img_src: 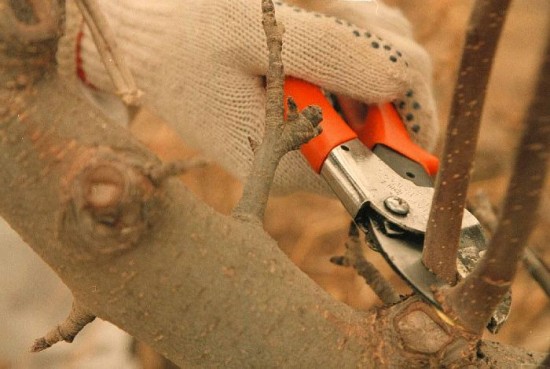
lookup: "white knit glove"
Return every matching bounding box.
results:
[57,0,438,195]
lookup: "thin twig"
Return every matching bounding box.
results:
[422,0,512,284]
[147,157,210,186]
[523,248,550,298]
[231,0,321,223]
[467,190,498,233]
[331,222,400,305]
[31,301,95,352]
[440,28,550,334]
[74,0,143,107]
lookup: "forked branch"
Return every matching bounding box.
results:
[232,0,321,223]
[422,0,512,284]
[440,28,550,333]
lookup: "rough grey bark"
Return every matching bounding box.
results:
[3,69,490,368]
[0,59,371,369]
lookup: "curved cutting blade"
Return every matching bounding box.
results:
[362,212,510,331]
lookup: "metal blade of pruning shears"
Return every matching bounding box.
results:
[284,77,510,332]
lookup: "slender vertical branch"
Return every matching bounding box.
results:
[422,0,511,284]
[231,0,285,223]
[440,29,550,333]
[232,0,321,223]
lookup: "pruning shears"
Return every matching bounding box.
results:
[284,77,510,332]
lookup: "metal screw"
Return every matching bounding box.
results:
[384,196,409,216]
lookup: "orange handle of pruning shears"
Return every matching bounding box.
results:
[358,104,439,175]
[283,77,439,175]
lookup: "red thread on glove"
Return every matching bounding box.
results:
[75,21,97,89]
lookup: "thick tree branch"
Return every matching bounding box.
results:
[440,27,550,334]
[0,1,548,368]
[0,3,373,366]
[0,67,370,368]
[1,70,459,368]
[422,0,511,284]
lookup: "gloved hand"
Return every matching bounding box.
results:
[57,0,438,195]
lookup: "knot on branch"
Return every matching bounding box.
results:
[396,308,452,355]
[435,270,511,335]
[61,148,158,258]
[1,0,63,44]
[390,298,479,367]
[0,0,62,81]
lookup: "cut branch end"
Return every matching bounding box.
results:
[30,302,95,352]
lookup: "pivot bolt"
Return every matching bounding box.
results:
[384,196,410,216]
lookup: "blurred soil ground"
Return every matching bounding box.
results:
[1,1,549,368]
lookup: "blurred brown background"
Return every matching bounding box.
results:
[1,1,549,368]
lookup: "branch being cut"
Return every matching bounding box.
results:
[422,0,511,284]
[74,0,143,107]
[232,0,321,223]
[439,28,550,334]
[31,302,95,352]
